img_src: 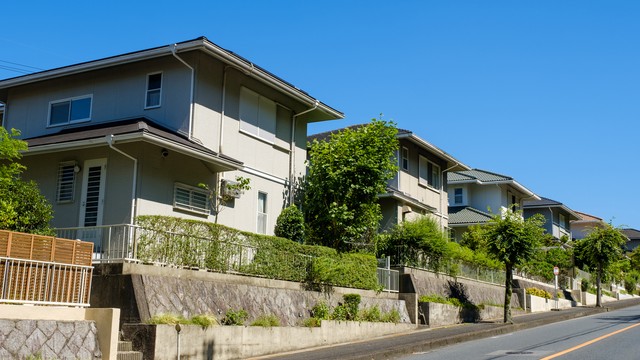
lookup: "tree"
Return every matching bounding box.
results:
[482,210,546,323]
[304,119,398,252]
[577,223,626,307]
[274,205,305,243]
[199,176,251,224]
[0,127,53,234]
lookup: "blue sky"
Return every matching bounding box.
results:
[2,1,639,229]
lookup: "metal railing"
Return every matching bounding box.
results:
[0,257,93,307]
[56,224,137,262]
[377,268,400,292]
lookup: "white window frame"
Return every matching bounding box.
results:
[239,87,277,144]
[257,192,268,234]
[56,161,77,203]
[145,72,162,109]
[559,213,566,229]
[418,155,441,189]
[47,94,93,127]
[173,183,210,215]
[401,147,409,171]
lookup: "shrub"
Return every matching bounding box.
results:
[146,313,189,325]
[308,253,378,290]
[624,271,640,295]
[311,301,330,320]
[251,314,280,327]
[418,294,448,304]
[274,205,305,243]
[343,294,361,320]
[302,317,322,327]
[221,309,248,326]
[381,308,401,323]
[581,278,590,292]
[358,305,382,322]
[190,314,218,329]
[526,288,552,299]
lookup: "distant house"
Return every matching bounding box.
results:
[0,37,343,240]
[620,229,640,252]
[447,169,540,242]
[523,197,580,241]
[570,211,606,240]
[308,127,469,232]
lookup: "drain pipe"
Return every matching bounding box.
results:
[106,135,138,226]
[289,101,318,204]
[171,44,195,140]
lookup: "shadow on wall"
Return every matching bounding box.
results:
[446,280,481,323]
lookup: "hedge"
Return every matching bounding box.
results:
[135,215,378,290]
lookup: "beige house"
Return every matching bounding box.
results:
[0,37,343,243]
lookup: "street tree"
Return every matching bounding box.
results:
[0,127,53,234]
[304,119,398,252]
[577,223,626,307]
[482,209,546,323]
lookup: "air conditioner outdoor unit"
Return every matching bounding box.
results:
[221,179,242,199]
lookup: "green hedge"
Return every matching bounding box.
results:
[135,215,378,290]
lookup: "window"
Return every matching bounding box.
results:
[454,188,463,204]
[257,192,268,234]
[0,106,4,127]
[173,183,210,215]
[418,156,440,189]
[48,95,92,126]
[145,73,162,108]
[401,147,409,171]
[239,87,276,143]
[56,161,77,203]
[559,213,566,229]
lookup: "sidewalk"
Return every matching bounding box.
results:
[255,297,640,360]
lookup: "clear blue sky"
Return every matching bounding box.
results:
[2,1,639,229]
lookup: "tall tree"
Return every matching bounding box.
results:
[578,223,626,307]
[0,127,53,234]
[304,119,398,252]
[483,210,546,323]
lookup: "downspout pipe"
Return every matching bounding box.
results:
[289,101,318,204]
[106,135,138,226]
[439,162,460,231]
[171,44,195,140]
[218,65,231,154]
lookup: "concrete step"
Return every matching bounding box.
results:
[117,351,143,360]
[118,341,133,351]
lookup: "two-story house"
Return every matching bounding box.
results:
[308,127,469,232]
[570,211,606,240]
[0,37,343,243]
[447,169,540,242]
[523,197,580,241]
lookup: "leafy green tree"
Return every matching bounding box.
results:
[0,127,53,234]
[304,119,398,252]
[577,223,627,307]
[482,210,546,323]
[274,205,305,243]
[378,216,450,272]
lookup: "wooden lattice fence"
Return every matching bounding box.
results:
[0,230,93,306]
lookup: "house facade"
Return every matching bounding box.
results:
[447,169,540,242]
[570,211,606,240]
[0,37,343,238]
[523,197,580,241]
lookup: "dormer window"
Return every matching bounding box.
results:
[145,73,162,108]
[48,95,92,126]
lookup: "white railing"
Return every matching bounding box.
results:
[56,224,138,262]
[0,257,93,307]
[377,268,400,292]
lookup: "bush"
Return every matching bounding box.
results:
[146,313,189,325]
[274,205,305,243]
[624,271,640,294]
[190,314,218,329]
[358,305,382,322]
[526,288,552,299]
[311,301,330,320]
[251,314,280,327]
[221,309,248,326]
[308,253,378,290]
[418,294,449,304]
[302,317,322,327]
[381,308,401,323]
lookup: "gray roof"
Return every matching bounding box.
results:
[448,206,493,225]
[23,118,243,168]
[622,229,640,240]
[448,169,513,183]
[523,197,581,221]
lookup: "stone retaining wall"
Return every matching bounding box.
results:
[0,319,101,359]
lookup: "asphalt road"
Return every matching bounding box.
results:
[401,304,640,360]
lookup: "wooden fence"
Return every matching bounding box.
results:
[0,230,93,306]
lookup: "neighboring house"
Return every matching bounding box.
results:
[308,127,469,232]
[447,169,540,242]
[523,197,580,241]
[0,37,343,239]
[621,229,640,252]
[570,211,606,240]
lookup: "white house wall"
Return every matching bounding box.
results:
[469,184,502,215]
